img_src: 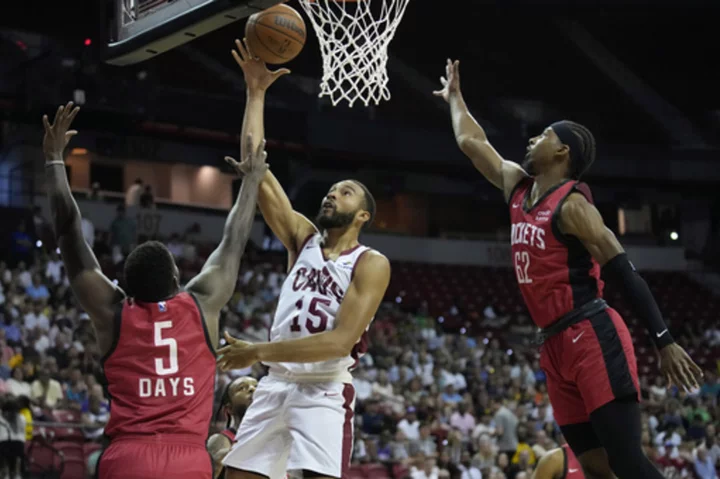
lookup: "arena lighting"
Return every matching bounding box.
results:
[84,38,92,46]
[71,148,88,155]
[197,165,217,186]
[73,89,86,105]
[670,231,679,241]
[36,240,42,248]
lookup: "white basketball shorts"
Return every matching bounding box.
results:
[222,374,356,479]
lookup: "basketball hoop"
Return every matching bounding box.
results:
[297,0,411,108]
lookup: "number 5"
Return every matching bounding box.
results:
[154,321,178,375]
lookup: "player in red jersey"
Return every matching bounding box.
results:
[436,60,702,479]
[533,445,585,479]
[42,103,268,479]
[207,377,258,479]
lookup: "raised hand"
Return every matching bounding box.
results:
[433,58,461,103]
[217,331,258,371]
[232,38,290,93]
[660,343,703,393]
[224,134,269,180]
[43,102,80,160]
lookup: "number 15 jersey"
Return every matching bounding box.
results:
[266,233,372,382]
[508,178,604,329]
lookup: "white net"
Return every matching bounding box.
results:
[297,0,411,108]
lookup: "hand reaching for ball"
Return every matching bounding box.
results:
[433,59,461,103]
[232,38,290,93]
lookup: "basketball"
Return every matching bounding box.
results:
[245,3,306,65]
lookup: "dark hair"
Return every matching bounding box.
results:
[123,241,177,302]
[564,121,596,179]
[15,395,31,410]
[350,180,376,230]
[1,397,21,434]
[215,383,233,428]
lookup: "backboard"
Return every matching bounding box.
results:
[105,0,283,66]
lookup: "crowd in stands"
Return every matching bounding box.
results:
[2,208,720,479]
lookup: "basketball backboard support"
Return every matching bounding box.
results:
[105,0,283,66]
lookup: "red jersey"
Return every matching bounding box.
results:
[562,444,584,478]
[509,178,603,328]
[102,292,215,440]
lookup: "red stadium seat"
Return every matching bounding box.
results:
[347,465,367,479]
[361,464,391,479]
[27,439,63,476]
[48,424,85,441]
[392,463,410,479]
[54,441,85,461]
[60,457,87,479]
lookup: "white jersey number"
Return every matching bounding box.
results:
[514,251,533,284]
[290,297,331,334]
[154,321,179,375]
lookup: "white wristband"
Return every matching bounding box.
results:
[45,160,65,167]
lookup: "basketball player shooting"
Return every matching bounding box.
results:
[43,102,268,479]
[434,60,702,479]
[207,377,258,479]
[216,39,391,479]
[533,446,585,479]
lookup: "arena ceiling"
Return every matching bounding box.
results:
[2,0,719,149]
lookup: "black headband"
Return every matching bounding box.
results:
[550,121,581,168]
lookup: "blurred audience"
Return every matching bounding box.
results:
[1,219,720,479]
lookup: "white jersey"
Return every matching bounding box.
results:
[265,233,373,382]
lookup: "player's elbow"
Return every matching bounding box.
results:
[326,332,355,358]
[456,133,477,152]
[334,340,355,358]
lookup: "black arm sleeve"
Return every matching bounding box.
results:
[602,253,674,348]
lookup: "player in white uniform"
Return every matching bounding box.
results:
[217,39,392,479]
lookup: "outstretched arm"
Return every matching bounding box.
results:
[186,137,268,345]
[43,103,124,357]
[559,192,702,389]
[434,59,527,201]
[232,39,316,255]
[217,251,391,369]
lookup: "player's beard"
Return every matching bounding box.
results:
[316,207,356,230]
[522,154,537,176]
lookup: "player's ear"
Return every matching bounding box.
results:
[555,144,570,165]
[172,269,180,291]
[357,209,371,225]
[556,143,569,158]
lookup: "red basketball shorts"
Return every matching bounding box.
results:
[98,436,212,479]
[539,307,640,426]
